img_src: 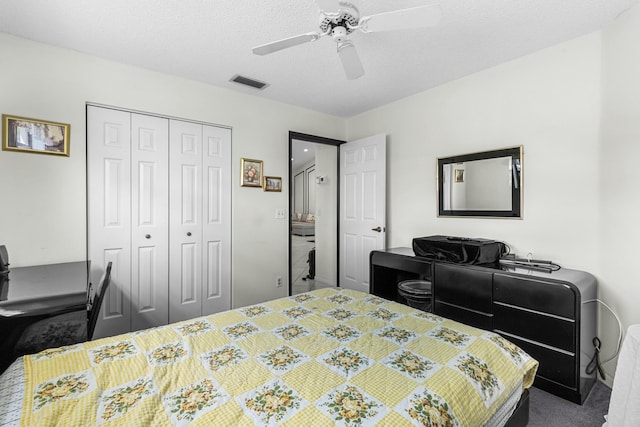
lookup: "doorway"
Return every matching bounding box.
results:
[289,132,344,296]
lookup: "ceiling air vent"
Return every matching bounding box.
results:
[230,74,269,90]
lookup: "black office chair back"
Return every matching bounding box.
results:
[0,245,9,274]
[87,262,112,341]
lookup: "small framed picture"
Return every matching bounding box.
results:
[455,169,464,183]
[264,176,282,192]
[2,114,70,156]
[240,158,263,187]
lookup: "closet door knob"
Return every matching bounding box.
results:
[187,232,192,236]
[145,234,151,239]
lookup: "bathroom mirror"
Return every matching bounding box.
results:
[437,146,522,218]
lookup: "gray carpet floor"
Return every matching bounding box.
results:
[529,381,611,427]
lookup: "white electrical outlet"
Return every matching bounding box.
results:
[275,209,285,219]
[276,276,283,287]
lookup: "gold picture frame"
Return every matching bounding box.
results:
[240,158,263,187]
[2,114,70,156]
[263,176,282,192]
[455,169,464,183]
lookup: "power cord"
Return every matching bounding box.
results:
[586,337,606,380]
[498,258,562,273]
[582,298,624,380]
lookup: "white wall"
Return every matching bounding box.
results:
[348,31,602,265]
[347,31,621,378]
[0,33,346,309]
[600,3,640,381]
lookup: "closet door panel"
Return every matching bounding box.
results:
[181,165,198,224]
[180,242,198,303]
[204,168,222,303]
[205,241,222,300]
[103,248,126,319]
[202,125,231,314]
[130,114,169,330]
[87,106,132,339]
[169,120,203,323]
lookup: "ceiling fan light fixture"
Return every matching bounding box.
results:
[252,1,442,80]
[319,3,360,35]
[331,26,348,42]
[337,40,364,80]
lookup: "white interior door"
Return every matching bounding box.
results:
[87,106,132,339]
[169,120,204,323]
[201,125,232,315]
[130,114,169,330]
[339,134,386,292]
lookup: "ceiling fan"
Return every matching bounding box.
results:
[252,1,442,80]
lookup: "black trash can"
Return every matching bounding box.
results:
[398,280,432,312]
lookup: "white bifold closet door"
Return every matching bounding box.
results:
[87,107,134,338]
[130,113,170,332]
[88,105,231,339]
[169,120,231,323]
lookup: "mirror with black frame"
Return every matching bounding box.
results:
[289,132,342,296]
[437,146,523,218]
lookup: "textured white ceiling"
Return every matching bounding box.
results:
[0,0,636,117]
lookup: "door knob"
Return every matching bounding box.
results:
[187,232,192,236]
[371,226,382,233]
[145,234,151,239]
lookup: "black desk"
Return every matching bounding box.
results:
[0,261,89,373]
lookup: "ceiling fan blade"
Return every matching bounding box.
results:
[360,4,442,33]
[315,0,339,12]
[337,41,364,80]
[252,32,321,55]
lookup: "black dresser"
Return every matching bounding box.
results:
[370,247,598,404]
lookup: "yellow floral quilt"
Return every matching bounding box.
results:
[19,288,537,426]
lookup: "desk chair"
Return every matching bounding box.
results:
[87,262,112,341]
[9,262,111,362]
[9,298,87,363]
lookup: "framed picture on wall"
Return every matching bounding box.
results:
[2,114,70,156]
[455,169,464,183]
[264,176,282,192]
[240,158,263,187]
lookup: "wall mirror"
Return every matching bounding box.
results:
[437,146,523,218]
[289,132,342,296]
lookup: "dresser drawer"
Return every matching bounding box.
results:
[494,274,576,319]
[498,332,577,388]
[434,263,493,314]
[494,303,575,352]
[435,301,493,330]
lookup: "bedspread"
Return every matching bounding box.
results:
[8,288,537,426]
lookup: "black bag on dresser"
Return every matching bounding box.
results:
[412,235,505,266]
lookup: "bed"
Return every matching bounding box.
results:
[0,288,537,426]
